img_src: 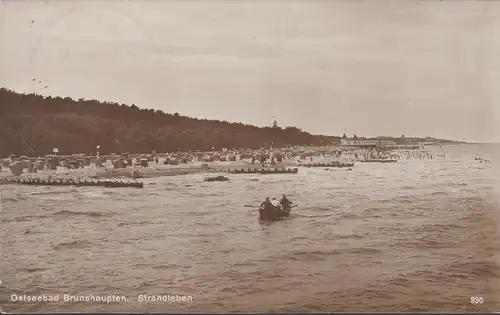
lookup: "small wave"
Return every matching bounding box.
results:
[152,264,183,270]
[117,221,151,227]
[290,236,309,241]
[52,210,110,218]
[431,191,448,196]
[363,206,385,214]
[445,260,500,279]
[135,280,161,289]
[449,182,469,187]
[53,240,93,250]
[412,223,464,233]
[339,213,359,219]
[305,213,332,218]
[192,192,227,197]
[280,247,382,262]
[283,250,341,261]
[217,249,234,255]
[163,183,178,189]
[19,267,51,273]
[29,189,78,196]
[2,196,27,202]
[232,261,258,268]
[396,237,454,249]
[401,186,416,190]
[185,210,213,216]
[345,247,383,254]
[3,213,52,223]
[395,196,415,203]
[102,191,118,196]
[78,191,109,198]
[335,234,365,240]
[194,221,222,227]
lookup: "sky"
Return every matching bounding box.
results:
[1,0,499,143]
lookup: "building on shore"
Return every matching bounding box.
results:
[340,133,424,149]
[340,133,397,148]
[418,141,438,146]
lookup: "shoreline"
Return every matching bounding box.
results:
[0,160,301,181]
[0,146,451,181]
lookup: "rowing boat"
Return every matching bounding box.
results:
[258,204,296,221]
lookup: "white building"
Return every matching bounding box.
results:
[341,133,377,147]
[341,139,379,146]
[340,134,396,147]
[418,141,437,146]
[377,140,397,147]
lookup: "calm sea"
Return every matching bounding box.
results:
[1,144,499,312]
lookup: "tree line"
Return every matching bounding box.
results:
[0,88,339,156]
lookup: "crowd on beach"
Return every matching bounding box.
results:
[328,148,443,161]
[1,145,451,178]
[390,149,443,160]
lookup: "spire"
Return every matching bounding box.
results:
[272,116,278,128]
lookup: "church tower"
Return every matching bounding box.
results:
[272,116,278,128]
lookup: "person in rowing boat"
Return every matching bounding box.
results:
[261,197,271,209]
[270,197,281,210]
[280,194,292,209]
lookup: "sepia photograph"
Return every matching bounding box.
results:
[0,0,499,313]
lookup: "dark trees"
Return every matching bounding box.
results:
[0,88,339,156]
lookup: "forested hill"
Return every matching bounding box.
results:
[0,88,338,156]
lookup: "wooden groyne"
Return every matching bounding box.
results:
[224,168,298,174]
[360,159,397,163]
[9,178,144,188]
[299,162,354,168]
